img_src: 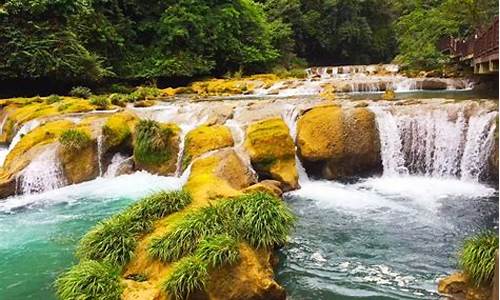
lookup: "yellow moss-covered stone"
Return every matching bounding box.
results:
[182,125,234,170]
[3,120,74,174]
[244,118,298,191]
[58,138,99,185]
[102,112,138,151]
[297,105,344,161]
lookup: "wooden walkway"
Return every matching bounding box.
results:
[439,17,498,74]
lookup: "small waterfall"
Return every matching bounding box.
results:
[17,147,66,194]
[97,135,104,177]
[392,78,419,92]
[9,119,41,151]
[104,153,130,178]
[371,103,498,181]
[282,105,309,183]
[175,125,193,177]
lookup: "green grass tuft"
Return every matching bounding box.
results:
[59,129,92,151]
[89,95,111,110]
[459,231,498,286]
[131,86,161,101]
[195,234,240,268]
[69,86,92,99]
[55,260,123,300]
[78,190,192,266]
[46,94,62,104]
[134,119,175,165]
[163,256,208,300]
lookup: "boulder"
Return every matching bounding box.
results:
[243,180,283,197]
[182,125,234,170]
[102,112,138,152]
[438,272,492,300]
[297,105,381,179]
[58,138,99,185]
[420,78,448,90]
[244,118,298,191]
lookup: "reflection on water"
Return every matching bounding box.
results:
[277,177,498,300]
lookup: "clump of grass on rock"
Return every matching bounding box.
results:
[163,256,209,300]
[134,119,175,165]
[69,86,92,99]
[55,260,123,300]
[195,234,240,268]
[59,129,92,151]
[459,231,498,286]
[149,192,295,262]
[89,95,111,110]
[78,190,191,266]
[45,94,62,104]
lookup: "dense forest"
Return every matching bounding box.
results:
[0,0,498,86]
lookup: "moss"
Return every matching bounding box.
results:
[56,260,123,300]
[59,129,92,151]
[133,100,156,108]
[133,119,179,166]
[102,112,138,150]
[3,120,74,172]
[188,75,281,97]
[182,125,234,169]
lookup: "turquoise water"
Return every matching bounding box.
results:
[0,173,182,299]
[277,177,498,300]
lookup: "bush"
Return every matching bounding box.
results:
[195,234,240,268]
[77,190,191,266]
[108,94,128,107]
[89,95,111,110]
[59,129,92,151]
[69,86,92,99]
[130,86,161,101]
[46,94,62,104]
[55,260,123,300]
[163,256,208,300]
[134,120,175,165]
[459,231,499,286]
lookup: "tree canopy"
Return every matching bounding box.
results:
[0,0,497,84]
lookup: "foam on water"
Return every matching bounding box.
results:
[1,171,183,213]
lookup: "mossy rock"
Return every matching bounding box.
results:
[244,118,298,191]
[133,120,181,176]
[297,106,381,179]
[182,125,234,170]
[102,112,138,152]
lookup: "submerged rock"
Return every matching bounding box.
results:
[182,125,234,170]
[297,105,381,179]
[244,118,298,191]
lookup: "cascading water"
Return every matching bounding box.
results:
[370,103,498,181]
[282,104,309,183]
[96,134,104,176]
[104,153,130,178]
[16,147,66,195]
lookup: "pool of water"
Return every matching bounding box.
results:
[276,176,498,300]
[0,172,183,299]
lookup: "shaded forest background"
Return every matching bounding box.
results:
[0,0,498,88]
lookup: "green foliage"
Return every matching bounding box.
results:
[134,120,175,165]
[149,192,295,262]
[89,95,110,110]
[45,94,62,104]
[109,84,134,94]
[195,235,240,268]
[459,231,499,286]
[108,94,128,107]
[77,190,191,266]
[55,260,123,300]
[69,86,92,99]
[130,87,161,101]
[59,129,91,151]
[163,256,209,300]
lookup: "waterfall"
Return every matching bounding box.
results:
[282,105,309,183]
[371,104,498,181]
[17,147,66,195]
[104,153,130,178]
[392,78,419,92]
[97,135,104,176]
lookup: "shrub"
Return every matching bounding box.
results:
[459,231,499,286]
[131,86,161,101]
[163,256,208,300]
[89,95,111,110]
[46,94,62,104]
[195,234,240,268]
[77,190,191,266]
[59,129,91,151]
[55,260,123,300]
[134,120,175,165]
[108,94,128,107]
[69,86,92,99]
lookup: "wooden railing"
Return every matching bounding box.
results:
[474,16,499,60]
